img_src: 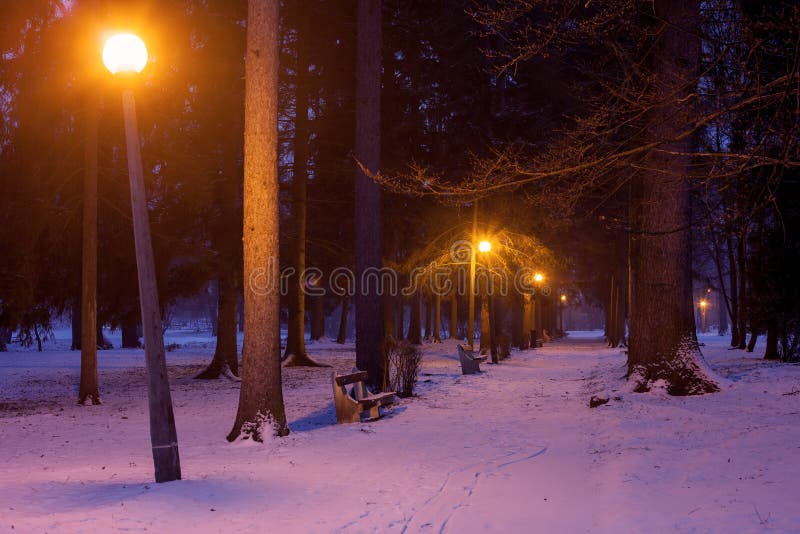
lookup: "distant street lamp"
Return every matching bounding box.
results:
[103,33,181,483]
[531,273,544,340]
[559,294,567,332]
[699,298,708,333]
[468,235,492,349]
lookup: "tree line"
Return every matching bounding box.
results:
[1,0,799,439]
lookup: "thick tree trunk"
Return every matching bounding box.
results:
[79,98,99,404]
[627,0,718,395]
[310,294,325,340]
[196,273,240,379]
[336,296,349,344]
[764,325,778,360]
[353,0,385,388]
[121,316,140,348]
[228,0,289,441]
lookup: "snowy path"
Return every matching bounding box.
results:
[2,332,800,532]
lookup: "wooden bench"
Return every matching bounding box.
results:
[458,344,487,375]
[332,371,396,424]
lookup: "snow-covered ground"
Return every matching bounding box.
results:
[1,329,799,533]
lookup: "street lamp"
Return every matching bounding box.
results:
[699,298,708,333]
[103,33,181,483]
[468,238,492,351]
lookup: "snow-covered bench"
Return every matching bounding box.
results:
[332,371,396,424]
[458,344,487,375]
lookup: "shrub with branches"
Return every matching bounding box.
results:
[382,336,423,397]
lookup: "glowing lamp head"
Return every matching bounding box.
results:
[560,295,567,302]
[103,33,148,74]
[478,241,491,253]
[699,299,708,308]
[534,273,544,283]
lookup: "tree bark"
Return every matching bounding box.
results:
[121,316,140,348]
[727,235,740,346]
[407,291,422,345]
[353,0,385,388]
[336,296,349,344]
[71,300,82,351]
[450,289,458,340]
[424,295,432,340]
[627,0,718,395]
[764,325,778,360]
[196,273,239,379]
[736,232,747,349]
[79,97,99,404]
[228,0,289,441]
[433,293,442,342]
[283,15,325,368]
[521,294,532,349]
[310,294,325,340]
[480,295,490,354]
[746,331,758,353]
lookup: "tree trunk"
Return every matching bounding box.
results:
[336,296,349,344]
[310,294,325,340]
[79,97,99,404]
[727,235,740,346]
[407,291,422,345]
[353,0,385,388]
[228,0,289,441]
[424,295,432,340]
[521,294,532,349]
[383,293,395,339]
[283,16,325,369]
[121,316,140,348]
[433,293,442,342]
[627,0,718,395]
[480,295,490,354]
[764,325,778,360]
[746,331,758,353]
[207,281,219,336]
[718,293,728,336]
[196,273,239,379]
[736,232,747,349]
[450,290,458,340]
[71,300,82,351]
[0,328,10,351]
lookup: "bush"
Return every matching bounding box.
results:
[382,336,423,397]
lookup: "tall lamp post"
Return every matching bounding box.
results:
[103,33,181,483]
[467,202,478,348]
[699,298,708,334]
